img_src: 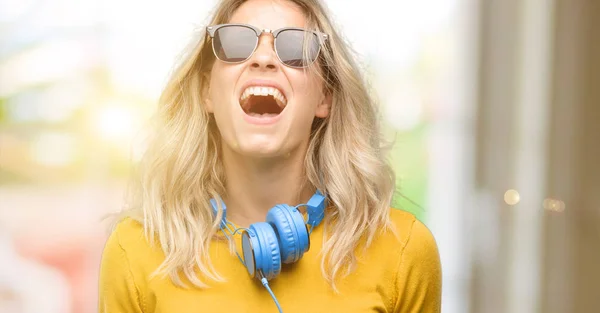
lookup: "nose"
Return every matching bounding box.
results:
[248,33,278,71]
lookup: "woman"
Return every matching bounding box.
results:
[98,0,442,312]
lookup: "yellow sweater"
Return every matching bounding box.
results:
[98,208,441,313]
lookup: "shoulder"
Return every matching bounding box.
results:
[360,208,440,273]
[105,217,147,250]
[387,208,442,312]
[373,208,437,253]
[101,217,164,281]
[387,208,439,261]
[99,218,158,312]
[352,209,441,311]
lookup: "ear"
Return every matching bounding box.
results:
[205,95,214,113]
[203,74,214,113]
[315,91,332,118]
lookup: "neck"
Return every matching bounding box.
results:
[220,146,315,227]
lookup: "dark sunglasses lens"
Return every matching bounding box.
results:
[213,26,257,62]
[276,30,320,67]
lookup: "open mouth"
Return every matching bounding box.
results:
[239,86,287,117]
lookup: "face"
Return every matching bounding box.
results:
[205,0,331,159]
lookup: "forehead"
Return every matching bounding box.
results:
[229,0,306,30]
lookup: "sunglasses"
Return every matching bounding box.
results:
[206,23,328,68]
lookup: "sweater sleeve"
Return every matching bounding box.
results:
[98,226,144,313]
[393,219,442,313]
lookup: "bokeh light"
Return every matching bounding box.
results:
[93,104,138,142]
[504,189,521,205]
[543,198,565,212]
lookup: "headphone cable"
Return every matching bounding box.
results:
[259,273,284,313]
[220,223,284,312]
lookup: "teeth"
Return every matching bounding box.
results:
[240,86,287,106]
[248,113,278,118]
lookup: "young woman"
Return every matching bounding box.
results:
[98,0,442,312]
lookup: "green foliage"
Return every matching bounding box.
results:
[0,97,6,124]
[388,124,429,222]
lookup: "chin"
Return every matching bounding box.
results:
[235,138,288,158]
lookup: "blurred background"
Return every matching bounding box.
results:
[0,0,598,312]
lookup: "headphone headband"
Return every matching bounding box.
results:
[305,190,326,228]
[209,198,227,227]
[210,190,326,229]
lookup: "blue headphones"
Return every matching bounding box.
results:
[210,191,326,281]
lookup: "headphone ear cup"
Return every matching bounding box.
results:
[242,223,281,280]
[267,204,309,264]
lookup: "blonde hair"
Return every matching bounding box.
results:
[118,0,396,291]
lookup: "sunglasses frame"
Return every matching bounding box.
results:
[206,23,328,68]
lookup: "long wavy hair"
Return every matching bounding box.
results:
[116,0,396,291]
